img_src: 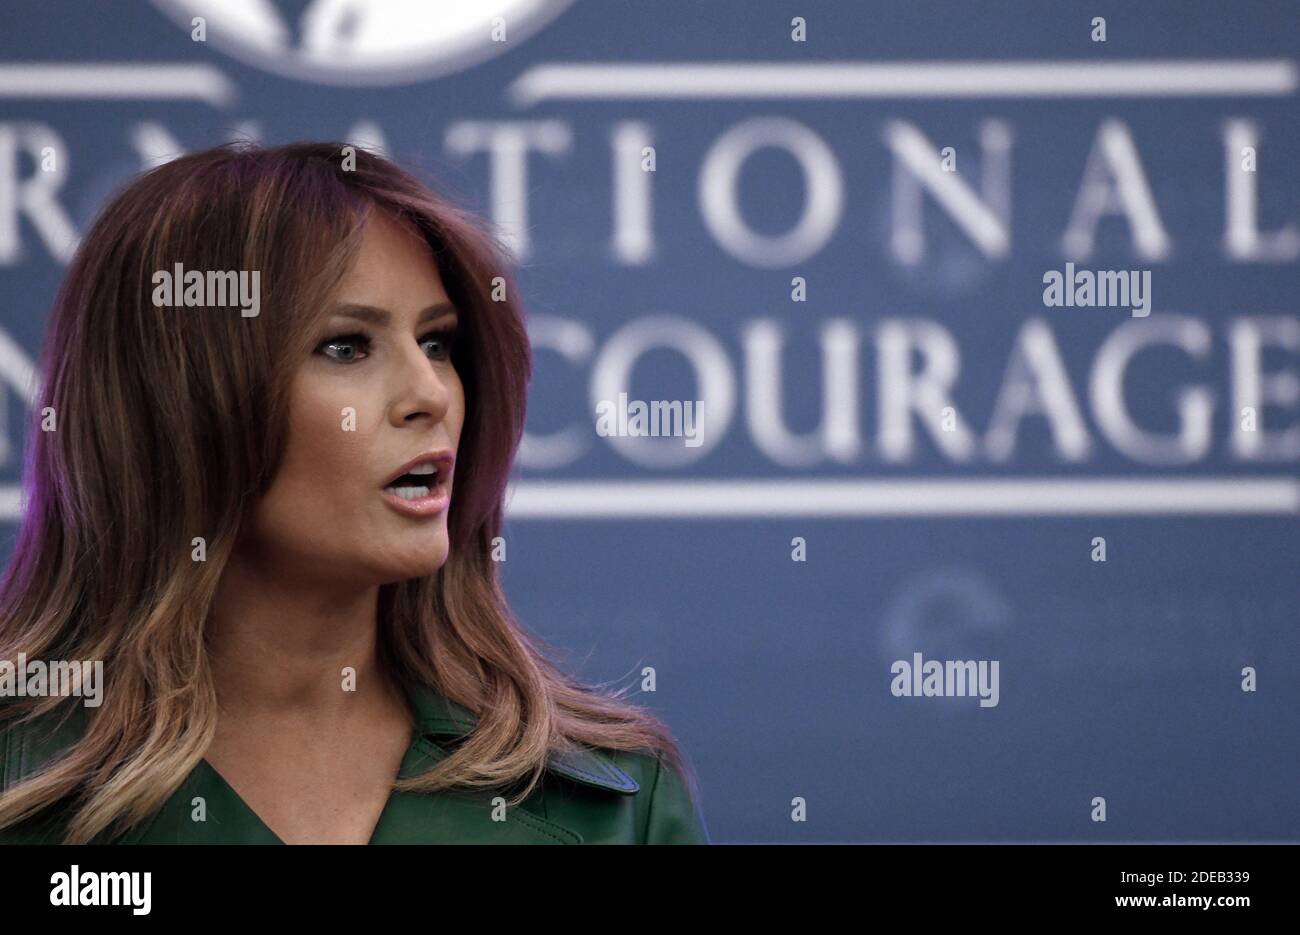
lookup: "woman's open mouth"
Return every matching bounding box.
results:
[381,452,453,517]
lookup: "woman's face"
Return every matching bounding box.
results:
[246,210,464,586]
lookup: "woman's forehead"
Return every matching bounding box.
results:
[337,211,447,305]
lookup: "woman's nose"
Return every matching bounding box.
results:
[390,341,451,425]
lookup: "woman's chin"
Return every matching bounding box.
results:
[378,545,449,582]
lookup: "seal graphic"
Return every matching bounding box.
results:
[151,0,576,86]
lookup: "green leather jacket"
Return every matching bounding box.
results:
[0,678,709,844]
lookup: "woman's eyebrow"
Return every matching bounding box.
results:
[330,301,458,326]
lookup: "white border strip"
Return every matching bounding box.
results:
[0,486,22,519]
[502,477,1300,518]
[0,64,237,107]
[509,59,1298,106]
[1,478,1295,521]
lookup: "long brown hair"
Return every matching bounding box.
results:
[0,141,689,843]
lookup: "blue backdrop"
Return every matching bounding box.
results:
[1,0,1297,842]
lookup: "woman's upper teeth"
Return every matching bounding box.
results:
[385,464,437,487]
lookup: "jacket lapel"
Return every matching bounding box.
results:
[117,759,284,844]
[378,678,641,844]
[401,679,641,794]
[365,733,583,844]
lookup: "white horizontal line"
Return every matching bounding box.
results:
[0,64,237,106]
[0,486,21,518]
[509,59,1298,105]
[0,478,1293,522]
[502,477,1300,518]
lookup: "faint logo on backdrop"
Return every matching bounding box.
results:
[880,567,1010,714]
[150,0,576,86]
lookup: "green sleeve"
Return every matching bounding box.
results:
[642,755,710,844]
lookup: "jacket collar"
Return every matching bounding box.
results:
[401,679,639,794]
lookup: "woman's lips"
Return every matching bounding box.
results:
[381,451,454,488]
[381,473,450,517]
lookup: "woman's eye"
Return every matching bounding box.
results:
[314,328,455,364]
[316,333,370,363]
[421,328,458,361]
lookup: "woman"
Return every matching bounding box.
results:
[0,141,708,844]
